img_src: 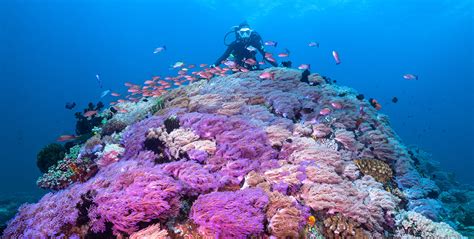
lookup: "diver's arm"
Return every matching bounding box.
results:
[214,44,234,66]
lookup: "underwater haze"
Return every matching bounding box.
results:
[0,0,472,197]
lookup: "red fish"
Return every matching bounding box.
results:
[244,58,257,65]
[332,50,341,65]
[319,108,331,116]
[83,110,98,117]
[57,135,77,142]
[331,102,343,109]
[259,72,275,80]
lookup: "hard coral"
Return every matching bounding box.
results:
[395,211,462,238]
[322,213,370,239]
[354,158,393,184]
[37,155,98,190]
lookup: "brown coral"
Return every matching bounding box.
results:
[354,158,393,184]
[322,213,370,239]
[265,125,292,147]
[129,223,169,239]
[266,192,306,238]
[312,123,332,138]
[268,207,302,238]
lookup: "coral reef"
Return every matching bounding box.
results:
[395,211,462,238]
[36,143,66,173]
[322,213,371,239]
[190,188,268,238]
[3,68,469,238]
[354,158,393,184]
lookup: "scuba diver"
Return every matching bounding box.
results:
[213,22,278,70]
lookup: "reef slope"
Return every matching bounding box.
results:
[3,68,470,238]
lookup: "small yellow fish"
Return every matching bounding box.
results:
[308,215,316,226]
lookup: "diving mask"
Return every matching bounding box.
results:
[237,27,252,38]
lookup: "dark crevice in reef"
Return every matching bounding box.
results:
[144,136,172,164]
[76,190,96,225]
[85,222,114,239]
[164,116,181,133]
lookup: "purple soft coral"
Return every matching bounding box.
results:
[191,188,269,238]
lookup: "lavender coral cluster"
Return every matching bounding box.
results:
[3,68,467,238]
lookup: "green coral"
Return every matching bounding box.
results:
[92,126,102,135]
[150,97,165,114]
[65,145,81,159]
[36,143,66,173]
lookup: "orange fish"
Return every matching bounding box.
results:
[369,98,382,110]
[277,53,289,58]
[144,80,155,85]
[111,92,120,97]
[57,135,77,142]
[84,110,98,117]
[308,216,316,226]
[199,63,208,68]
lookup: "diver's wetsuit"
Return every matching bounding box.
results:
[214,33,278,70]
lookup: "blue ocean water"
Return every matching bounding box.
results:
[0,0,472,196]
